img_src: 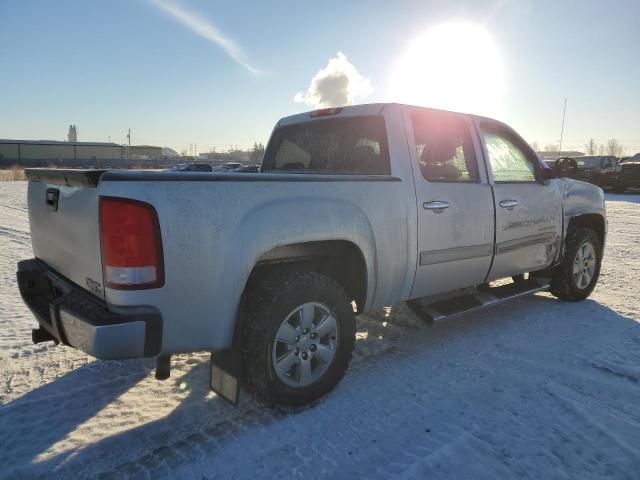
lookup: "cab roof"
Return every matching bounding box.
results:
[276,103,505,128]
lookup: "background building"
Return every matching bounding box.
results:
[537,150,585,162]
[128,145,162,159]
[67,125,78,142]
[0,139,124,167]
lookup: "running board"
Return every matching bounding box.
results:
[406,277,550,324]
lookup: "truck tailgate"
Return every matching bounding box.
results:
[26,169,106,299]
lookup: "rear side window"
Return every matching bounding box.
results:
[261,116,391,175]
[411,111,479,182]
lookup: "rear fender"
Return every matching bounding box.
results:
[224,196,377,314]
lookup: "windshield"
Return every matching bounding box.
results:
[576,157,602,168]
[261,116,390,175]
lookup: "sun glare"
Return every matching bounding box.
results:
[390,22,504,116]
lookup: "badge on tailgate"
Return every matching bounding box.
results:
[86,277,102,296]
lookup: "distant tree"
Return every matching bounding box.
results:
[225,147,248,162]
[530,141,539,152]
[585,138,597,155]
[544,144,558,153]
[250,142,265,163]
[606,138,624,157]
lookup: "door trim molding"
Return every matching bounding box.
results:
[420,244,493,266]
[495,232,556,255]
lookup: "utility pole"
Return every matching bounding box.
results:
[127,128,131,158]
[558,98,567,156]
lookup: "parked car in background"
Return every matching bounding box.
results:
[567,156,619,188]
[18,103,607,407]
[169,162,213,172]
[556,155,640,192]
[214,162,243,172]
[614,154,640,192]
[238,165,260,173]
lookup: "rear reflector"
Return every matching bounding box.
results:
[310,107,343,117]
[99,197,164,289]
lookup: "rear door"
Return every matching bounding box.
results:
[477,121,562,280]
[27,171,105,299]
[406,108,495,298]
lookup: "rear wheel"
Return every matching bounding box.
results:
[242,271,356,407]
[550,227,602,301]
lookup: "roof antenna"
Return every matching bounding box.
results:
[557,98,567,156]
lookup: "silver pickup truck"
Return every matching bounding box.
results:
[17,103,606,407]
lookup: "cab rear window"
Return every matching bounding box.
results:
[261,116,391,175]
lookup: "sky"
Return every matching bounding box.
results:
[1,0,639,154]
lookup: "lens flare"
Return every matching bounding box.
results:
[389,22,504,116]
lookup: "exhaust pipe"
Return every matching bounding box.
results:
[32,328,58,345]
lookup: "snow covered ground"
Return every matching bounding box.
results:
[1,181,639,479]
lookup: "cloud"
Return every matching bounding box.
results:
[294,52,373,108]
[149,0,258,75]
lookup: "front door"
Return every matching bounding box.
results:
[478,121,563,280]
[407,108,495,298]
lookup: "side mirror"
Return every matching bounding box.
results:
[553,157,578,178]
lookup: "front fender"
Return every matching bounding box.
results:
[561,179,606,239]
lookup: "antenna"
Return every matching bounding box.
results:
[558,98,567,155]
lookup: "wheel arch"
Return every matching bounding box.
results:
[567,213,606,249]
[213,240,367,391]
[246,240,369,314]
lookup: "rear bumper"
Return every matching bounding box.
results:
[17,259,162,359]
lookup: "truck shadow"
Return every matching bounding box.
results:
[0,357,154,477]
[3,358,282,479]
[3,295,638,478]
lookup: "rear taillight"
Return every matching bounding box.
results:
[99,196,164,290]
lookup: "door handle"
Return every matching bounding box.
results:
[499,199,519,209]
[423,200,450,212]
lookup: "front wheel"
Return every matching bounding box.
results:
[550,227,602,301]
[241,271,356,407]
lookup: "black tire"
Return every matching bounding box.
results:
[550,227,602,301]
[241,271,356,407]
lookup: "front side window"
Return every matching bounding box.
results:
[261,116,390,175]
[482,131,537,182]
[411,111,478,182]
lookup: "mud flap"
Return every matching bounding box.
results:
[210,348,240,405]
